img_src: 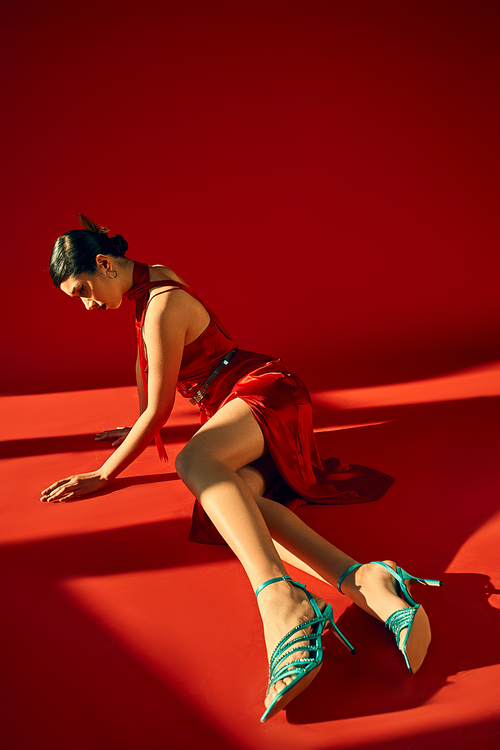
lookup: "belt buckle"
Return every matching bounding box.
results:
[188,348,237,406]
[189,386,207,405]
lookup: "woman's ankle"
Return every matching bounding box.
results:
[340,561,403,622]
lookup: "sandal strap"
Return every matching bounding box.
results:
[271,645,323,678]
[369,561,442,606]
[267,612,327,691]
[385,606,417,642]
[269,615,326,664]
[268,658,319,691]
[255,575,293,598]
[337,563,362,594]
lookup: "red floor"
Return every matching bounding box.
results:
[1,364,499,750]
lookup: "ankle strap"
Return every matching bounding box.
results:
[255,575,292,598]
[337,563,362,594]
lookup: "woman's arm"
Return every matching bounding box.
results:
[98,291,185,480]
[41,290,194,502]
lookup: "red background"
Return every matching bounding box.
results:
[1,5,500,748]
[2,0,499,395]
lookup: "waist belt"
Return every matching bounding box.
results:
[189,347,238,405]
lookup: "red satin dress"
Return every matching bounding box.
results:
[126,262,394,544]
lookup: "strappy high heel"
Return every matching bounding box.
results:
[337,561,442,674]
[256,575,355,723]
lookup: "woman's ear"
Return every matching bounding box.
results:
[95,254,111,271]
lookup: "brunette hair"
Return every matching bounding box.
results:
[49,214,129,287]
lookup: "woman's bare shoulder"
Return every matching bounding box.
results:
[149,264,188,286]
[145,265,209,342]
[146,264,191,305]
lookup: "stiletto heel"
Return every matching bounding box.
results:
[395,565,443,607]
[256,575,354,723]
[337,561,442,674]
[326,611,357,654]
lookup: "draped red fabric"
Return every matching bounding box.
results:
[126,261,394,544]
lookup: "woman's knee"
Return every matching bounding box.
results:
[174,443,198,484]
[175,440,223,487]
[237,465,265,496]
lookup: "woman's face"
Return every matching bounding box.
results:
[60,257,124,311]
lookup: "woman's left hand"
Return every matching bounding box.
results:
[40,472,109,503]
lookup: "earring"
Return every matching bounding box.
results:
[107,269,118,279]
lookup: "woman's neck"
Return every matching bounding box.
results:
[118,257,137,294]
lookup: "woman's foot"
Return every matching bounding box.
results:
[340,559,436,672]
[256,579,326,713]
[339,560,411,647]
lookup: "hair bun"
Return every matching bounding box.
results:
[109,233,128,256]
[77,213,109,235]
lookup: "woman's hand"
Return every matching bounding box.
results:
[40,472,109,503]
[95,427,131,446]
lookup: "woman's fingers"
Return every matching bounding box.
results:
[40,473,108,503]
[44,490,73,503]
[41,487,71,502]
[43,477,69,491]
[41,477,71,498]
[95,430,118,441]
[41,477,77,502]
[95,427,130,441]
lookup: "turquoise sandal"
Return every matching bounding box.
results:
[337,561,442,673]
[256,575,355,723]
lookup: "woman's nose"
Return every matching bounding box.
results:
[81,298,95,310]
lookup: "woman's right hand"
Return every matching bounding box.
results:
[95,427,131,447]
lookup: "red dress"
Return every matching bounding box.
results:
[126,262,394,544]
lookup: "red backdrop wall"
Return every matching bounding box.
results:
[2,0,499,395]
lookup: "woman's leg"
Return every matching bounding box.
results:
[238,464,416,634]
[175,398,329,712]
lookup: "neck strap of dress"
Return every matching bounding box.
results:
[125,261,186,323]
[126,260,233,339]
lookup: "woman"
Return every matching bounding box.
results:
[42,215,441,722]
